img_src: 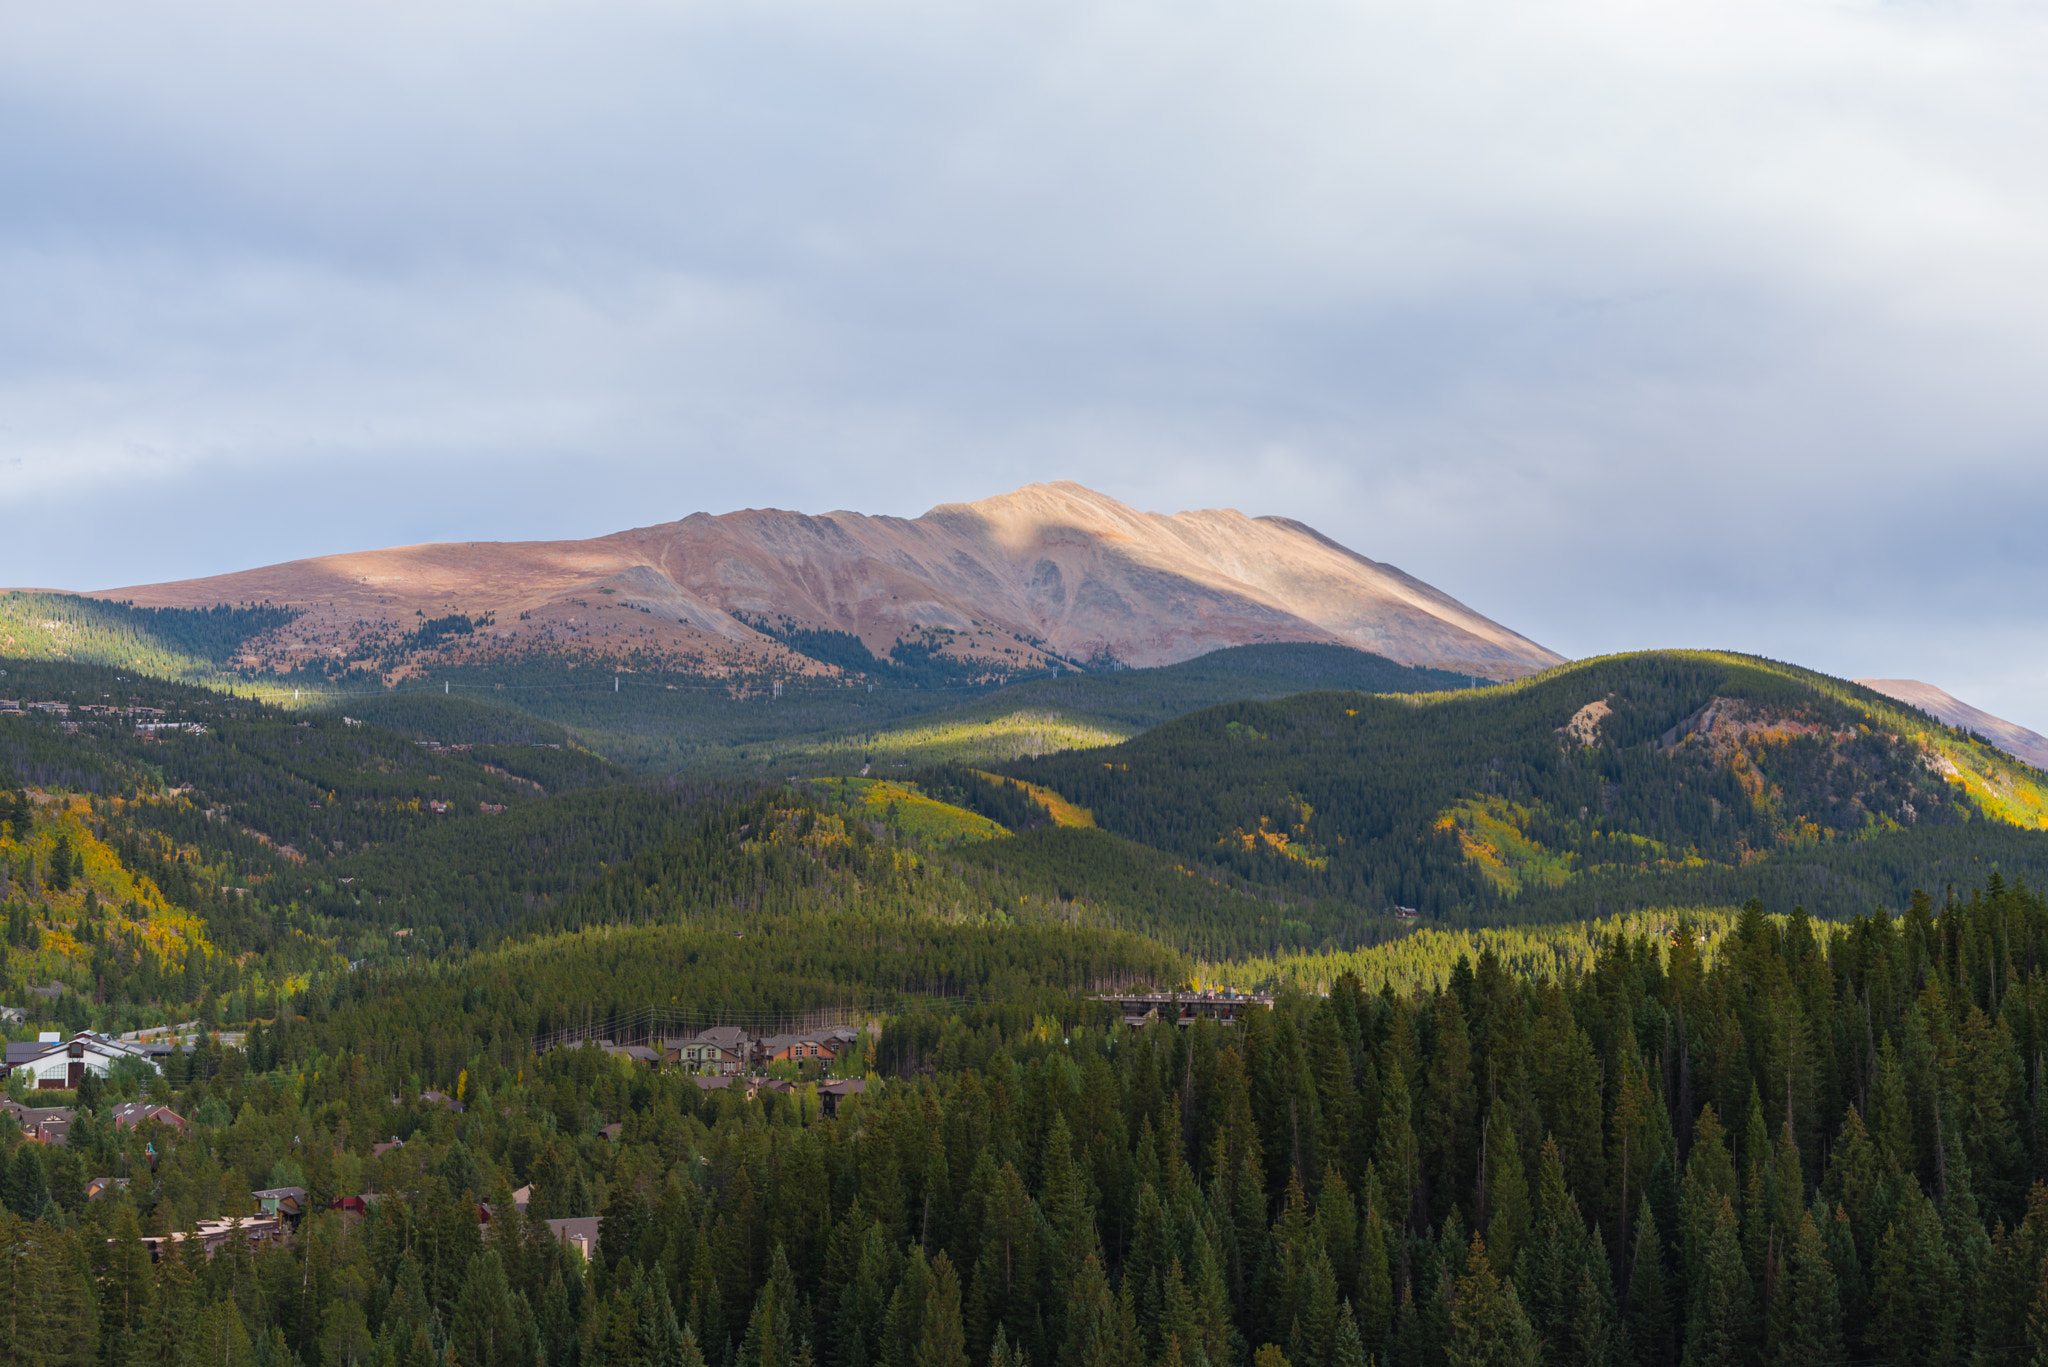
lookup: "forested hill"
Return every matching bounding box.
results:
[1004,650,2048,923]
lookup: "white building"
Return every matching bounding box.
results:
[0,1031,161,1090]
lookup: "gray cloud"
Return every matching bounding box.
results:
[2,0,2045,728]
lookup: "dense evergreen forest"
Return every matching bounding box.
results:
[10,646,2048,1366]
[10,879,2048,1367]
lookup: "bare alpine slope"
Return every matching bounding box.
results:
[1858,679,2048,771]
[94,481,1564,680]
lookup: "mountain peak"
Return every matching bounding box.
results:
[71,482,1561,683]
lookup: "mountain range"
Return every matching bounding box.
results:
[84,481,1563,683]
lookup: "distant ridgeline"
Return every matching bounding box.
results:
[999,650,2048,924]
[0,581,1494,774]
[0,591,298,686]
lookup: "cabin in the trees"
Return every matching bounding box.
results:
[548,1216,602,1261]
[111,1101,188,1134]
[253,1186,312,1227]
[819,1078,866,1118]
[0,1100,75,1145]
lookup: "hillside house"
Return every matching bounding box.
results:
[756,1027,858,1067]
[818,1079,866,1119]
[111,1102,188,1134]
[1,1100,76,1145]
[253,1187,312,1227]
[665,1026,750,1074]
[547,1216,601,1261]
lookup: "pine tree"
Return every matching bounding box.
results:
[843,1218,899,1367]
[987,1326,1023,1367]
[453,1250,519,1367]
[43,1232,97,1367]
[914,1253,969,1367]
[1622,1201,1672,1367]
[1057,1253,1116,1367]
[1483,1099,1530,1280]
[884,1248,934,1367]
[1376,1046,1421,1234]
[1770,1213,1841,1367]
[1331,1302,1369,1367]
[1188,1222,1235,1367]
[1682,1197,1752,1367]
[191,1297,257,1367]
[1355,1188,1394,1353]
[0,1213,46,1367]
[95,1205,154,1365]
[6,1147,51,1222]
[1425,991,1479,1225]
[1316,1168,1359,1304]
[1866,1184,1957,1365]
[1285,1251,1338,1367]
[1518,1138,1612,1367]
[644,1278,689,1367]
[1869,1037,1915,1176]
[1448,1233,1538,1367]
[1818,1106,1878,1261]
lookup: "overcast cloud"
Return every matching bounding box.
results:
[2,0,2045,728]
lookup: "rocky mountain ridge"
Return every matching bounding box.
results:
[1858,678,2048,771]
[85,481,1563,683]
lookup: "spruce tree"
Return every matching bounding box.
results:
[1331,1302,1369,1367]
[1355,1189,1394,1353]
[1483,1099,1530,1280]
[1447,1233,1538,1367]
[1057,1253,1116,1367]
[1681,1197,1752,1367]
[1622,1200,1672,1367]
[1424,990,1479,1225]
[914,1253,969,1367]
[1376,1047,1420,1234]
[1770,1213,1842,1367]
[1866,1185,1957,1364]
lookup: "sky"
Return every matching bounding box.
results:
[2,0,2046,731]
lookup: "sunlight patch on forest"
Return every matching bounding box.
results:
[1434,796,1575,893]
